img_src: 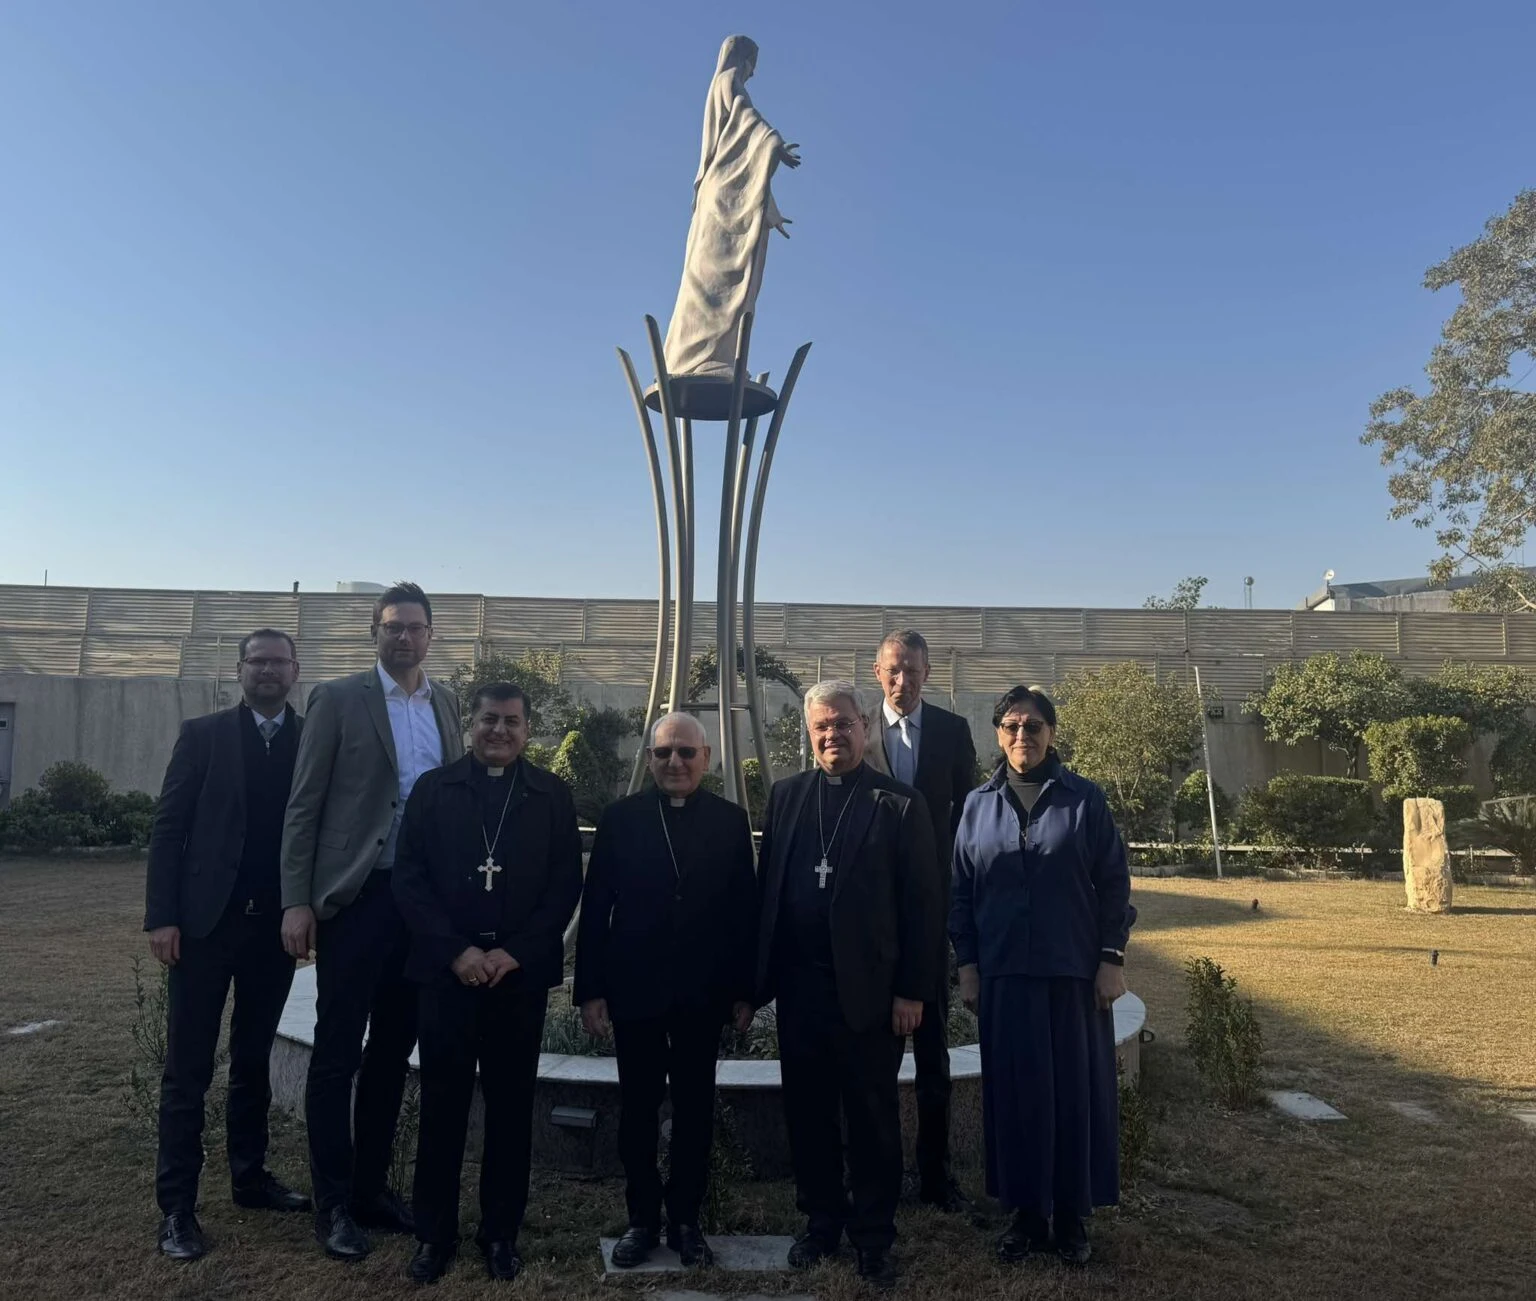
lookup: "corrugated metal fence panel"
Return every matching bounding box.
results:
[299,594,377,640]
[1292,612,1400,655]
[982,609,1085,653]
[483,598,585,643]
[192,592,302,637]
[955,653,1058,693]
[86,589,194,637]
[0,632,82,673]
[1184,657,1268,701]
[180,639,237,678]
[881,607,984,649]
[1087,609,1187,655]
[562,645,654,684]
[1054,654,1160,685]
[747,603,787,646]
[585,600,660,643]
[82,636,182,676]
[427,596,484,640]
[431,639,480,675]
[1399,613,1508,660]
[783,604,884,648]
[294,641,375,678]
[0,586,89,630]
[1505,617,1536,661]
[1187,610,1293,655]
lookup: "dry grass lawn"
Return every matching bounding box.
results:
[1,858,1534,1301]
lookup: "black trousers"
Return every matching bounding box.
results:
[155,901,296,1214]
[612,1005,724,1230]
[777,966,905,1250]
[913,983,953,1191]
[305,871,418,1212]
[412,975,547,1246]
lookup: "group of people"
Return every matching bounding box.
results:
[143,582,1135,1290]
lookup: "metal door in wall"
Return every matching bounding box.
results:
[0,703,14,809]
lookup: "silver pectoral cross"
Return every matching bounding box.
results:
[814,859,834,890]
[478,856,501,893]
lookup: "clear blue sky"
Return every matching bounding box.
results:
[3,0,1532,609]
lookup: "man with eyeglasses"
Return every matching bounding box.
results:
[754,681,943,1291]
[280,581,463,1261]
[863,629,977,1212]
[574,712,756,1271]
[145,629,309,1261]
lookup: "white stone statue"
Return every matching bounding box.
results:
[663,35,801,380]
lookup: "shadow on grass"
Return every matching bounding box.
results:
[1452,904,1536,916]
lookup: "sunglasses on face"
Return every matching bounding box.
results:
[650,746,699,761]
[999,719,1049,738]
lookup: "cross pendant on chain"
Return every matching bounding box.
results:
[814,859,834,890]
[478,856,501,893]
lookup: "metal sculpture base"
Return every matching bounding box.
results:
[644,376,779,422]
[618,312,811,821]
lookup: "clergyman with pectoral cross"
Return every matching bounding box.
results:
[391,682,582,1285]
[752,680,944,1291]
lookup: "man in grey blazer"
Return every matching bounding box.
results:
[864,629,978,1213]
[280,581,463,1262]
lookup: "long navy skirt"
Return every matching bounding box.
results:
[979,975,1119,1219]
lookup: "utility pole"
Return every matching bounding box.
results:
[1193,665,1224,878]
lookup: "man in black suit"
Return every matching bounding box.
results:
[864,629,978,1211]
[391,682,583,1285]
[575,711,757,1270]
[144,629,310,1261]
[757,680,943,1292]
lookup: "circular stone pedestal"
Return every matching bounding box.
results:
[271,966,1146,1180]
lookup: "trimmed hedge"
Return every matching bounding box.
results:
[1238,774,1375,850]
[0,763,156,851]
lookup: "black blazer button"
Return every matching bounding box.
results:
[376,838,385,846]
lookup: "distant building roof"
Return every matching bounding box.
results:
[1298,567,1536,612]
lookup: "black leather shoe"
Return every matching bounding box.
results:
[610,1226,660,1268]
[787,1231,840,1269]
[481,1239,522,1282]
[1055,1217,1092,1266]
[856,1247,898,1291]
[233,1172,311,1213]
[997,1210,1051,1263]
[352,1189,415,1235]
[919,1177,973,1214]
[408,1240,457,1284]
[157,1212,207,1261]
[667,1223,714,1267]
[315,1206,371,1261]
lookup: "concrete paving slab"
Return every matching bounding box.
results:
[600,1235,796,1276]
[1267,1090,1347,1121]
[1386,1101,1440,1123]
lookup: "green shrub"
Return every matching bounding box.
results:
[1173,769,1232,838]
[1420,785,1480,823]
[37,760,114,814]
[1479,796,1536,874]
[1238,774,1375,852]
[0,762,156,851]
[0,791,105,850]
[1118,1068,1152,1183]
[1364,714,1472,794]
[1184,956,1264,1107]
[742,758,768,826]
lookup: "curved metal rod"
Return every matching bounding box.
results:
[741,341,813,793]
[680,418,695,699]
[642,316,688,711]
[727,371,769,824]
[716,312,755,806]
[617,346,671,796]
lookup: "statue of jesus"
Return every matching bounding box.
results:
[663,35,801,380]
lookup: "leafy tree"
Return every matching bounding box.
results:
[1142,576,1211,610]
[1362,189,1536,613]
[1491,721,1536,796]
[443,648,572,735]
[548,730,611,824]
[1364,715,1473,796]
[766,704,804,773]
[1245,651,1408,777]
[1404,661,1536,734]
[1054,661,1202,841]
[1238,775,1375,853]
[687,644,803,701]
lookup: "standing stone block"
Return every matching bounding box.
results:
[1402,797,1453,913]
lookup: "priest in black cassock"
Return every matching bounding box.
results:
[391,682,583,1285]
[574,711,757,1269]
[755,680,943,1292]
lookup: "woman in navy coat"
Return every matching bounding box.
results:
[949,685,1135,1265]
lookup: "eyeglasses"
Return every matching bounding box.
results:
[241,657,295,670]
[999,719,1049,737]
[378,621,431,639]
[650,746,699,761]
[810,719,860,737]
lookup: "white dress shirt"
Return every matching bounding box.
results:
[881,698,923,786]
[377,661,445,868]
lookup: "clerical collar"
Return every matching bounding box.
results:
[472,756,519,781]
[656,787,697,809]
[821,762,864,786]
